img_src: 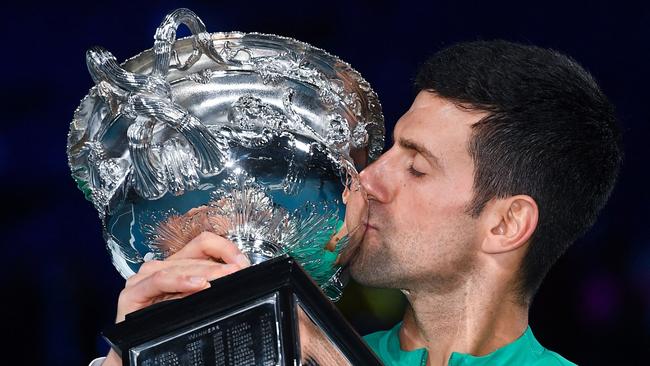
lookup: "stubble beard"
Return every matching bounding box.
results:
[348,209,416,289]
[348,208,478,293]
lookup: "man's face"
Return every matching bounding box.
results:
[349,92,488,292]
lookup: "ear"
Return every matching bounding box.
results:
[480,195,539,254]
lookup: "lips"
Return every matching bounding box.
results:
[365,222,378,231]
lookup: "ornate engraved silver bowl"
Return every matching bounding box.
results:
[67,8,383,300]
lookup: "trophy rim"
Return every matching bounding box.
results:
[67,31,385,180]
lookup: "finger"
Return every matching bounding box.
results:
[165,261,241,282]
[125,258,228,288]
[117,270,208,323]
[121,262,239,306]
[116,262,241,323]
[167,231,251,268]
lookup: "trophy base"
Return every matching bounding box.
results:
[103,254,382,365]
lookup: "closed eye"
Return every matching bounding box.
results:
[408,164,425,178]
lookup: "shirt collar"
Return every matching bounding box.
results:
[377,321,428,366]
[383,322,545,366]
[447,326,545,365]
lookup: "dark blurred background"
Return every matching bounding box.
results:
[1,0,648,364]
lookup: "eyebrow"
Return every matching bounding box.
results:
[397,137,444,171]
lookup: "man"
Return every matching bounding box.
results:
[95,40,621,365]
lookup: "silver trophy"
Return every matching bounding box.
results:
[68,8,384,365]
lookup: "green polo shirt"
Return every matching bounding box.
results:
[363,322,576,365]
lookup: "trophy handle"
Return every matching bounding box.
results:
[82,9,231,201]
[86,46,172,100]
[152,8,225,76]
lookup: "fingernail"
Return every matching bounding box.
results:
[235,254,251,267]
[189,276,206,285]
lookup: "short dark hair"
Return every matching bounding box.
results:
[415,40,622,301]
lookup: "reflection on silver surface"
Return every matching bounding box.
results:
[296,298,351,366]
[67,8,383,299]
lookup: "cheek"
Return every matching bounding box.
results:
[435,166,475,212]
[404,177,474,221]
[392,190,445,234]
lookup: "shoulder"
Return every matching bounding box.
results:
[523,327,578,366]
[530,350,577,366]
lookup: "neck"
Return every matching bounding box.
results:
[398,278,529,366]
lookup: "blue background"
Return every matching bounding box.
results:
[1,1,648,364]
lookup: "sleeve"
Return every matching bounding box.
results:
[89,357,106,366]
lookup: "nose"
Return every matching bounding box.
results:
[359,152,394,203]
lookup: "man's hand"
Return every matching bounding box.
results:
[102,231,250,366]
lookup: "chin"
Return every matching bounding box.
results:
[347,245,389,287]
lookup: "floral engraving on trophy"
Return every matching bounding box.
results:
[186,68,215,84]
[245,48,364,120]
[326,115,351,151]
[82,141,129,210]
[216,39,253,64]
[229,95,286,131]
[351,121,369,149]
